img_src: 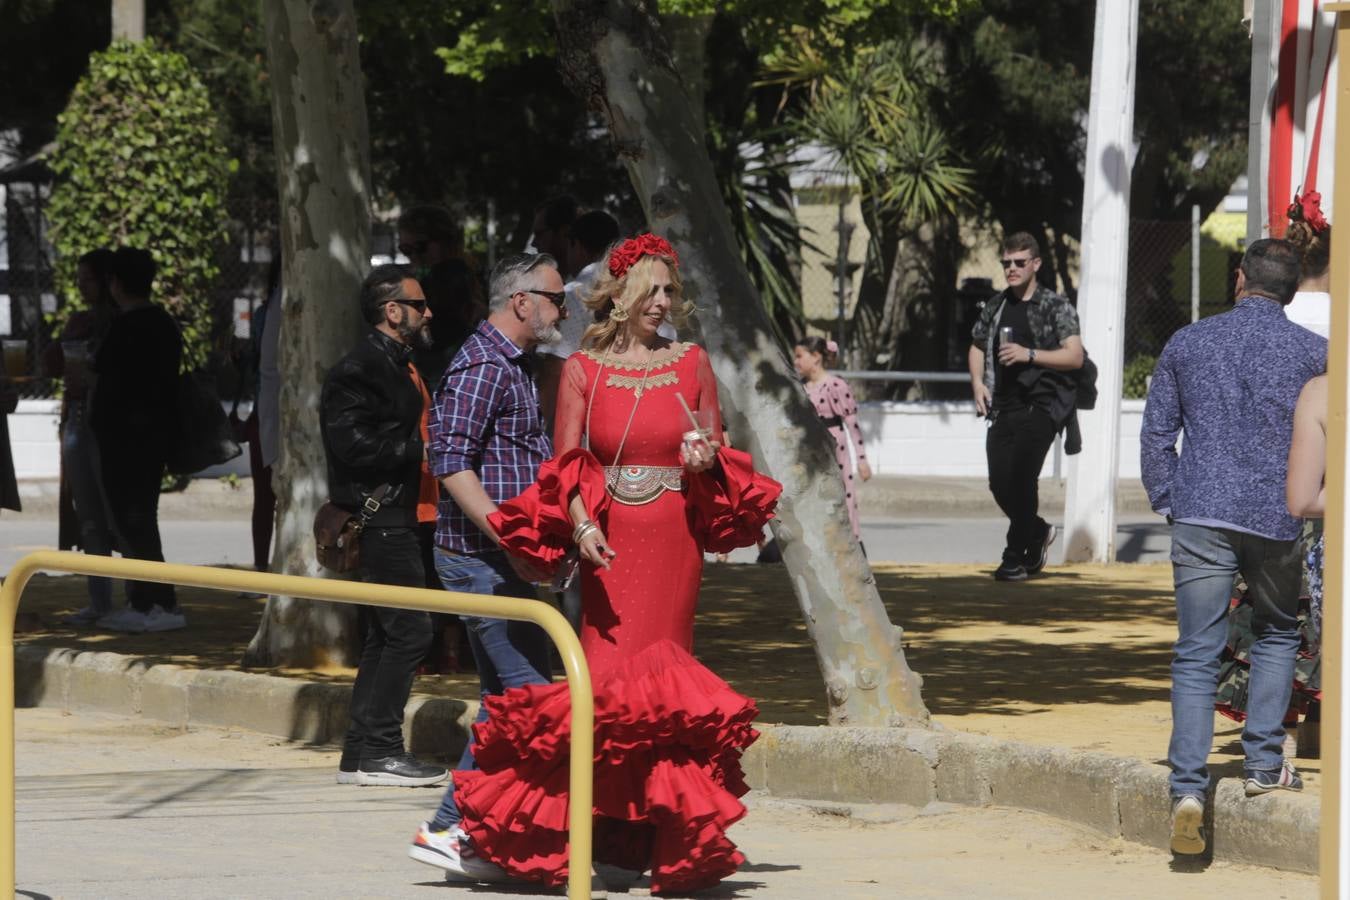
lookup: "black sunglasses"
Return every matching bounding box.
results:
[389,297,428,313]
[1000,257,1035,269]
[398,240,429,257]
[523,289,567,309]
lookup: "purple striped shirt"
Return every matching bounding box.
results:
[429,321,552,554]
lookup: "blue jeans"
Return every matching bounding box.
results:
[429,548,552,831]
[61,411,114,612]
[1168,522,1302,799]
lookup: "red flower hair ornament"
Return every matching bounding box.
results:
[1289,190,1329,234]
[607,233,680,280]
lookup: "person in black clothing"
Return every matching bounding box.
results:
[91,248,185,632]
[968,232,1084,582]
[321,264,448,787]
[397,205,485,380]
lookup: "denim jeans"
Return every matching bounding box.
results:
[1168,522,1302,798]
[429,547,552,831]
[61,410,114,612]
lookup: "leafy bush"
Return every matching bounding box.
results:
[1123,354,1157,400]
[48,40,230,371]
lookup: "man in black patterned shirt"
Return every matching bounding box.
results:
[968,232,1084,581]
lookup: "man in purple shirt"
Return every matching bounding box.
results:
[409,252,566,882]
[1141,238,1326,857]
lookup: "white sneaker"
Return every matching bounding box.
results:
[408,823,509,883]
[64,606,105,626]
[1169,795,1205,855]
[143,606,187,632]
[96,607,149,633]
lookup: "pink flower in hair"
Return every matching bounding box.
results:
[825,339,839,355]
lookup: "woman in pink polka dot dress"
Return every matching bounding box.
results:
[793,337,871,542]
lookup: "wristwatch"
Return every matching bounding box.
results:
[1028,348,1037,364]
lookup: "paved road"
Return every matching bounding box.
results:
[14,709,1312,899]
[0,513,1170,575]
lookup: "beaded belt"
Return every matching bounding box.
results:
[604,465,685,506]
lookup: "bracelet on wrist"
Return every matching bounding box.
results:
[573,520,598,544]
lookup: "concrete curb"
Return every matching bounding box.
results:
[14,645,1317,873]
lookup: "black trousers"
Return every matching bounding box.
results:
[100,446,176,613]
[342,523,436,763]
[986,404,1058,564]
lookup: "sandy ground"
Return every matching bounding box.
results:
[11,560,1319,796]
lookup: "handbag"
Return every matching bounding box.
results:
[165,372,243,475]
[313,484,392,572]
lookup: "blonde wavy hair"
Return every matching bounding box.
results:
[580,252,693,351]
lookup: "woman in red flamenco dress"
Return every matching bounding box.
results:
[452,234,782,895]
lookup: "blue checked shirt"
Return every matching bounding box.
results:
[429,321,553,554]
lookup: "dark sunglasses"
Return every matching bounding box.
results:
[1000,257,1035,269]
[524,289,567,309]
[398,240,429,257]
[389,297,428,313]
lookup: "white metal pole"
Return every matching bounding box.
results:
[1191,204,1201,323]
[1062,0,1139,564]
[111,0,144,41]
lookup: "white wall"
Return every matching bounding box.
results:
[10,397,1151,482]
[856,399,1148,479]
[11,400,59,479]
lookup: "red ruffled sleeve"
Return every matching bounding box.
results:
[487,448,612,571]
[687,446,782,554]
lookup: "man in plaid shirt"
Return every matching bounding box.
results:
[409,252,567,882]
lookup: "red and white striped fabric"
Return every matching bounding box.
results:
[1263,0,1338,235]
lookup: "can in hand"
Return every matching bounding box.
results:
[999,325,1015,346]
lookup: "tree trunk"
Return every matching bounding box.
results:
[243,0,372,668]
[551,0,928,727]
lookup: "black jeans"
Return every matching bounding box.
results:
[986,404,1058,564]
[100,447,176,613]
[342,523,436,763]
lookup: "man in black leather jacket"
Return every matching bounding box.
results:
[321,264,448,787]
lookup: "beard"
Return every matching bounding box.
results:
[530,308,563,346]
[396,314,435,349]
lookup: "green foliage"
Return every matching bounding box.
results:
[47,40,230,371]
[1123,354,1157,400]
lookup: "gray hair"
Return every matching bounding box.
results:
[488,252,558,312]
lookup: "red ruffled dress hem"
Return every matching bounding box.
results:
[454,639,759,893]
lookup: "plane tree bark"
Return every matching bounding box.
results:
[244,0,373,668]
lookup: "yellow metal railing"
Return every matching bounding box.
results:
[0,550,595,900]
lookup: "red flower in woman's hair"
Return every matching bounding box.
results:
[607,233,679,280]
[1289,190,1330,233]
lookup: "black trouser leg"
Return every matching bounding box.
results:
[343,525,435,762]
[986,406,1058,563]
[101,447,175,613]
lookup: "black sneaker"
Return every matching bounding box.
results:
[1023,524,1057,575]
[357,753,448,787]
[993,561,1028,581]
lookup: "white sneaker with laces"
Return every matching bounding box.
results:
[64,606,104,626]
[143,606,187,632]
[408,823,509,883]
[96,607,149,633]
[1169,795,1205,855]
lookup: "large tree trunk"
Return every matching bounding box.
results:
[243,0,372,668]
[552,0,928,727]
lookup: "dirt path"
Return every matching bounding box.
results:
[14,560,1317,795]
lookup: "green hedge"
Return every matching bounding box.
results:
[48,40,231,371]
[1123,354,1157,400]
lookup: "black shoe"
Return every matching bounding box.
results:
[357,753,448,787]
[993,561,1028,581]
[336,758,359,785]
[1023,524,1057,575]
